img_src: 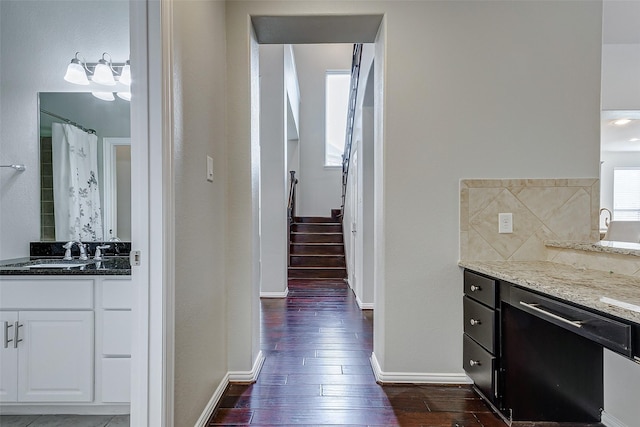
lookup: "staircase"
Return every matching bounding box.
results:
[288,213,347,280]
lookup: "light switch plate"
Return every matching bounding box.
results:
[206,156,214,182]
[499,213,513,234]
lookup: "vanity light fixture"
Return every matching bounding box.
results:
[119,60,131,86]
[92,53,116,86]
[116,92,131,101]
[613,118,632,126]
[64,52,130,87]
[92,91,115,101]
[63,52,90,85]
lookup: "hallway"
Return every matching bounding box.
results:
[207,279,505,426]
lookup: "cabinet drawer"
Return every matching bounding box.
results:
[0,279,93,309]
[508,286,632,357]
[101,358,131,403]
[463,334,496,402]
[102,280,132,309]
[464,270,497,308]
[464,296,496,353]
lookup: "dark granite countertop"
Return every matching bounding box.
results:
[0,256,131,276]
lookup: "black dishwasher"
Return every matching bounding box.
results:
[501,285,608,422]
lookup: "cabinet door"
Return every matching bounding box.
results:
[17,311,94,402]
[0,311,18,402]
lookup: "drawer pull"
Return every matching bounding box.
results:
[520,301,583,328]
[469,318,482,326]
[3,322,13,348]
[470,285,481,292]
[14,322,23,348]
[469,359,481,367]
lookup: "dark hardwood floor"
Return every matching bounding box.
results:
[207,279,509,426]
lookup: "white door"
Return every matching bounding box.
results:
[0,311,18,402]
[17,311,93,402]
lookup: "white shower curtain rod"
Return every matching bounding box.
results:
[41,109,96,135]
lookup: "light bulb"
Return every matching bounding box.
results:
[92,92,115,101]
[119,60,131,86]
[64,58,89,85]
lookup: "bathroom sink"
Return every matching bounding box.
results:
[29,262,95,268]
[4,259,98,269]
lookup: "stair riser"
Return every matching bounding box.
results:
[291,234,343,243]
[290,256,346,267]
[290,244,344,255]
[288,268,347,279]
[294,217,336,224]
[292,224,342,233]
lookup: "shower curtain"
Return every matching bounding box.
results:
[52,123,103,241]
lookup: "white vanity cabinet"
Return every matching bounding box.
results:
[0,275,132,412]
[1,311,94,402]
[0,279,94,403]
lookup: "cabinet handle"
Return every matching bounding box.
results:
[14,322,23,348]
[3,322,13,348]
[519,301,583,328]
[469,359,481,367]
[470,285,481,292]
[469,318,481,326]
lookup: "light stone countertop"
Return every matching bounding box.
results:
[545,240,640,257]
[458,260,640,324]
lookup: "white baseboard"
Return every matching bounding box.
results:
[356,295,374,310]
[370,352,473,384]
[0,404,129,415]
[602,411,629,427]
[229,350,265,383]
[260,288,289,298]
[193,372,230,427]
[193,351,265,427]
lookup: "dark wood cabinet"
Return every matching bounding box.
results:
[462,271,500,406]
[463,267,640,424]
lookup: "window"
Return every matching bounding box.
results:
[325,71,351,167]
[613,168,640,220]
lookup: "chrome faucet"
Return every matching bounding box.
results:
[63,242,74,260]
[76,242,88,260]
[64,241,88,260]
[93,244,110,261]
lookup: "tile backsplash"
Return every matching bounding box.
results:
[460,179,599,261]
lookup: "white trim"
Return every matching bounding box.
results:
[260,289,289,298]
[102,137,131,240]
[370,352,473,385]
[192,373,230,427]
[356,296,374,310]
[0,405,128,415]
[602,411,629,427]
[228,350,265,383]
[128,1,152,426]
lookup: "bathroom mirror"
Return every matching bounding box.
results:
[39,92,131,242]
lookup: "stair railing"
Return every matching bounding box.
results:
[287,171,298,266]
[340,43,364,218]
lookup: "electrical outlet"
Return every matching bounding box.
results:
[499,213,513,234]
[206,155,214,182]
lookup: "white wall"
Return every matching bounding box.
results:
[171,1,228,425]
[227,1,602,381]
[0,1,129,259]
[602,44,640,111]
[294,44,353,217]
[259,45,288,296]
